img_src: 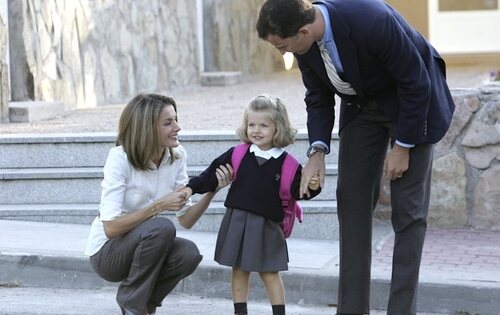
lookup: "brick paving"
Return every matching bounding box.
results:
[372,228,500,283]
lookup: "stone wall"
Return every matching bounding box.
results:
[378,84,500,231]
[8,0,284,109]
[0,11,8,122]
[9,0,200,108]
[202,0,283,74]
[449,83,500,230]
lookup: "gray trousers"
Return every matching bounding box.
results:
[90,217,202,315]
[336,101,433,315]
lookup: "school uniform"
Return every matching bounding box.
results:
[187,144,320,272]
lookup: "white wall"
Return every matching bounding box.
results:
[429,0,500,53]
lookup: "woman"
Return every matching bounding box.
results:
[85,93,232,315]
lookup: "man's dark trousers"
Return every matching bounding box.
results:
[336,100,433,315]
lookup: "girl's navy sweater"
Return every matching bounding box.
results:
[187,146,320,222]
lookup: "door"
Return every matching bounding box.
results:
[429,0,500,53]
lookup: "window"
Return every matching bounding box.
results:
[439,0,498,11]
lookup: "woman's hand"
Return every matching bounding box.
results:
[102,190,188,239]
[155,188,189,213]
[215,163,233,192]
[178,186,193,201]
[176,164,233,229]
[106,187,189,238]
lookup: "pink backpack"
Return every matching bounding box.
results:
[231,143,303,238]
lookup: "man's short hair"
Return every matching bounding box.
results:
[257,0,316,39]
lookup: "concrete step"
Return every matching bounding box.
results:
[0,131,340,239]
[8,101,65,123]
[0,131,340,168]
[200,71,242,86]
[0,133,116,168]
[0,200,338,239]
[0,203,98,224]
[0,167,103,205]
[0,165,337,204]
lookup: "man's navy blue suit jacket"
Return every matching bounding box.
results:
[295,0,455,147]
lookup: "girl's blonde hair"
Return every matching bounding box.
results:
[237,94,296,148]
[117,93,180,170]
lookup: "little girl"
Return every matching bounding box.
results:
[182,94,321,315]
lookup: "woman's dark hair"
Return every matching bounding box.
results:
[257,0,315,39]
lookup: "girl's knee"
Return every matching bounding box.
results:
[259,271,280,281]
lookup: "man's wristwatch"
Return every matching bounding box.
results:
[306,144,326,158]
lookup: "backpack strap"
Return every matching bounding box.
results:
[231,145,303,236]
[231,143,251,179]
[280,153,303,223]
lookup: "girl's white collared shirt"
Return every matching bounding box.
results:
[249,144,284,160]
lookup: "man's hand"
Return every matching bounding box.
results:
[383,144,410,181]
[300,152,325,198]
[308,174,320,191]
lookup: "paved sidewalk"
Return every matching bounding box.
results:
[0,287,448,315]
[1,220,499,314]
[0,66,491,135]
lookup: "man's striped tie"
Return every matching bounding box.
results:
[318,41,356,95]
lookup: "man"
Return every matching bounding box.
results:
[257,1,455,314]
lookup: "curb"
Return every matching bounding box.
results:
[1,252,498,314]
